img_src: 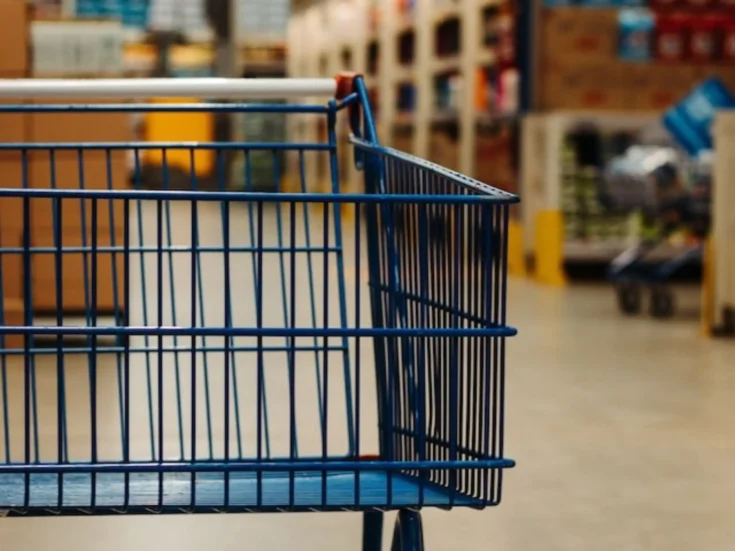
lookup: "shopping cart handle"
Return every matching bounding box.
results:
[0,77,343,100]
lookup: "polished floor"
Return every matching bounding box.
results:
[2,280,733,550]
[2,206,735,549]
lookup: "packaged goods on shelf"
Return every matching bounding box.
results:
[31,20,125,77]
[397,83,417,113]
[0,0,28,74]
[663,76,735,156]
[434,73,463,111]
[618,9,655,61]
[654,13,687,61]
[724,19,735,60]
[688,15,721,61]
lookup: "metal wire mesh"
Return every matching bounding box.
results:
[0,90,516,516]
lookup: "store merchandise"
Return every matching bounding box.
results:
[497,68,520,114]
[687,15,721,61]
[654,13,687,60]
[663,76,735,156]
[76,0,149,28]
[434,73,463,111]
[560,133,640,244]
[397,82,417,113]
[684,0,716,7]
[723,18,735,59]
[618,9,655,60]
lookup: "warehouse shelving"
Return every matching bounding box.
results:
[287,0,518,195]
[62,0,288,76]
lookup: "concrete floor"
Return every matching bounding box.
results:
[2,205,735,550]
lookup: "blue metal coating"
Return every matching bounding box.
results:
[0,78,516,517]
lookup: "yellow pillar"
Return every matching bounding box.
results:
[507,218,527,278]
[534,209,566,286]
[143,97,214,178]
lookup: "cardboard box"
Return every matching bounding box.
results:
[0,226,22,304]
[540,62,626,111]
[0,226,25,349]
[0,297,23,350]
[0,1,29,74]
[701,67,735,95]
[0,156,26,233]
[29,153,128,233]
[624,65,702,111]
[31,225,126,313]
[30,99,130,144]
[28,99,131,231]
[0,99,28,150]
[540,8,620,68]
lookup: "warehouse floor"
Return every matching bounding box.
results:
[1,206,734,550]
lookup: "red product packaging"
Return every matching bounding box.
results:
[722,18,735,61]
[683,0,716,8]
[649,0,682,8]
[687,15,721,62]
[655,14,687,62]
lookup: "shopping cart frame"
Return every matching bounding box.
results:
[0,75,517,549]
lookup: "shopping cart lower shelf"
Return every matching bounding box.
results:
[0,469,512,513]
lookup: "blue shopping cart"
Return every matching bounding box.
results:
[0,75,517,549]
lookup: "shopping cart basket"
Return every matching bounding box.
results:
[0,75,517,549]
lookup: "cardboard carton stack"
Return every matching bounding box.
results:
[536,8,732,112]
[0,3,130,345]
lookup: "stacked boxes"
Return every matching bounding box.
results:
[537,7,713,111]
[0,4,131,334]
[0,1,30,346]
[26,98,130,312]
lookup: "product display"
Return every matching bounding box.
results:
[616,8,735,63]
[618,9,655,60]
[654,13,687,60]
[560,134,640,245]
[663,76,735,156]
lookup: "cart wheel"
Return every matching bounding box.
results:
[650,287,675,319]
[391,510,425,551]
[616,284,642,315]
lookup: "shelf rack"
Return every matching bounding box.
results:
[287,0,516,195]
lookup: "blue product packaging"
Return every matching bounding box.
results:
[576,0,613,6]
[663,77,735,157]
[618,9,654,61]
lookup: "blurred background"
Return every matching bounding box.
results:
[0,0,735,549]
[6,0,732,332]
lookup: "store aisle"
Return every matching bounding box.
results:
[2,202,734,550]
[1,278,733,550]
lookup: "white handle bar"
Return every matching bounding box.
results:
[0,78,339,100]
